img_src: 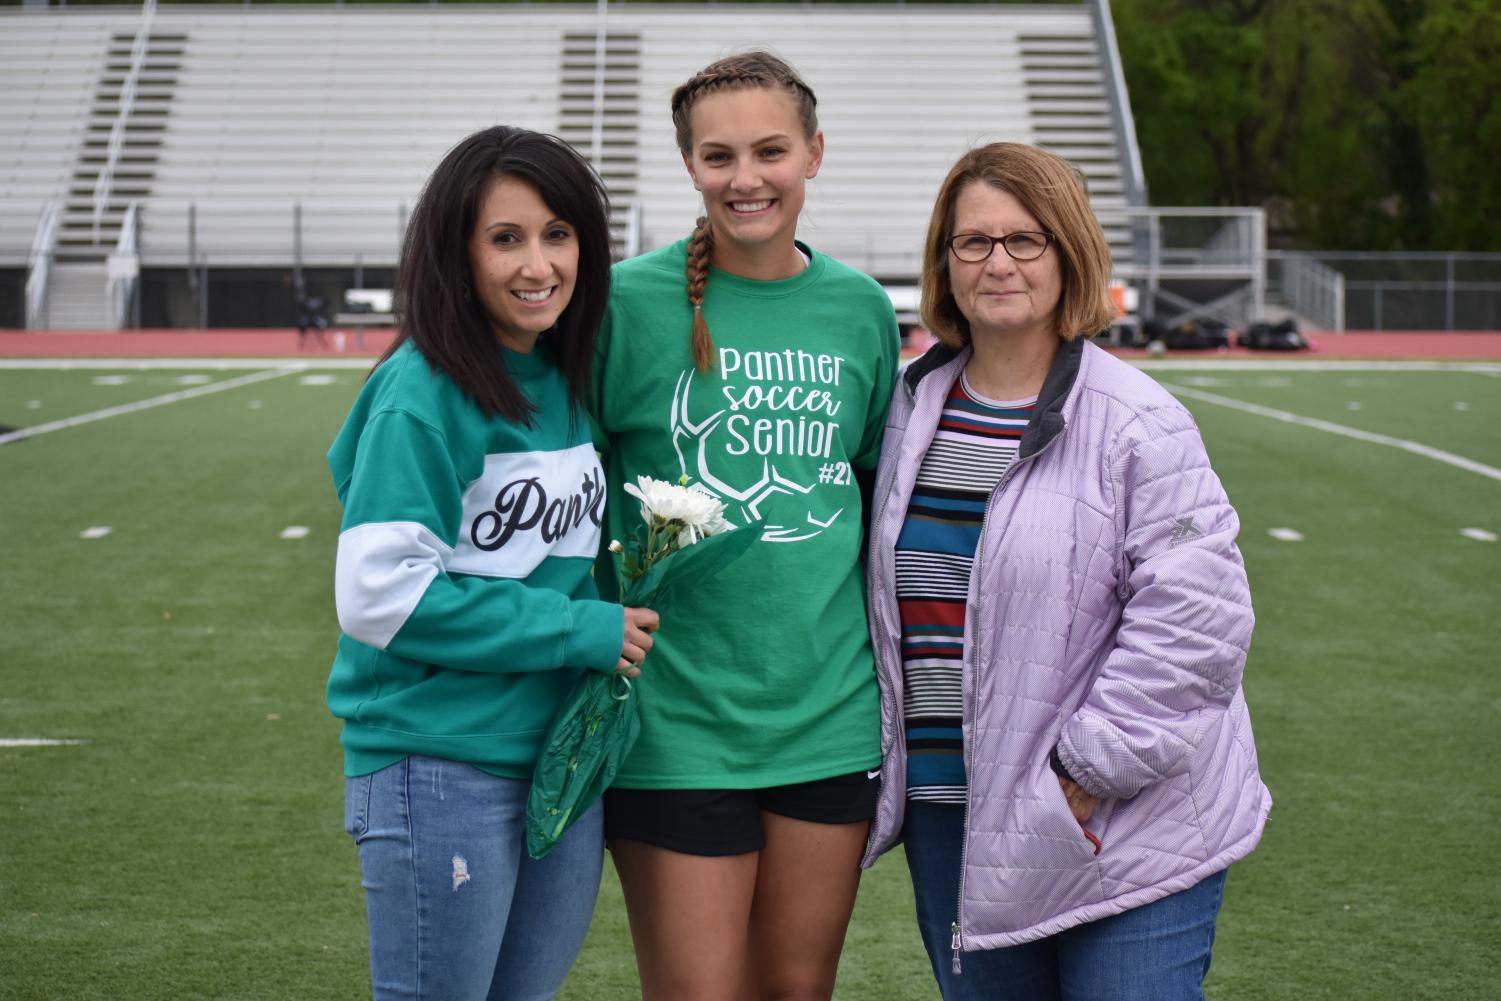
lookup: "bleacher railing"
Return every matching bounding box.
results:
[25,201,61,330]
[1269,251,1501,330]
[93,0,156,245]
[1274,252,1346,332]
[1101,207,1266,328]
[142,199,407,269]
[1088,0,1146,207]
[77,196,1501,330]
[137,197,645,268]
[135,199,1266,323]
[107,201,142,330]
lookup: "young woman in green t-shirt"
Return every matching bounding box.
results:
[593,53,901,1001]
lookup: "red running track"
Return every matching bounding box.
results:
[1,328,1500,360]
[0,328,399,358]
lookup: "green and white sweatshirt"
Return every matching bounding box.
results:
[593,239,901,788]
[326,339,624,779]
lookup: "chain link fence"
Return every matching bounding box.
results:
[1269,251,1501,331]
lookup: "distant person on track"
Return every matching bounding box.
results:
[294,285,328,349]
[324,125,658,1001]
[590,51,901,1001]
[863,142,1271,1001]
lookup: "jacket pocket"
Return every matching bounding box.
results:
[1035,767,1103,860]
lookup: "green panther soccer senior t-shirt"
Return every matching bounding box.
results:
[593,239,901,788]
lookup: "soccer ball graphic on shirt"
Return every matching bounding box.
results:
[666,370,846,544]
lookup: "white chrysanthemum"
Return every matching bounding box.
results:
[674,507,733,548]
[624,475,729,543]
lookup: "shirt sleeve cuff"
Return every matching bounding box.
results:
[563,599,626,673]
[1055,735,1112,800]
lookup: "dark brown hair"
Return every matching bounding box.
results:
[669,51,818,371]
[920,143,1116,347]
[378,126,612,423]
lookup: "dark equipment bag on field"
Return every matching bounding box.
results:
[1163,319,1232,350]
[1239,319,1310,351]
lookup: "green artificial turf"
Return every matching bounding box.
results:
[0,361,1496,1000]
[1160,367,1501,1001]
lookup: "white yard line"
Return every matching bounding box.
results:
[1162,383,1501,483]
[1136,360,1501,374]
[0,367,299,445]
[0,738,87,748]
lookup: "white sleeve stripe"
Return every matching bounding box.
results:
[334,521,454,650]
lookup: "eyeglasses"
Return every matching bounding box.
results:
[948,231,1055,263]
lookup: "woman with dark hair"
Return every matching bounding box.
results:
[864,142,1269,1000]
[325,125,659,1001]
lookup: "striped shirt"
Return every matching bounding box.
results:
[895,373,1036,803]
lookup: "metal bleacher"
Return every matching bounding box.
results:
[1,2,1148,330]
[145,11,570,271]
[0,14,103,247]
[0,12,113,328]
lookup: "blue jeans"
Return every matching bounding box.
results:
[903,800,1227,1001]
[344,755,604,1001]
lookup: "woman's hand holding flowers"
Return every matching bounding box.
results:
[618,606,659,677]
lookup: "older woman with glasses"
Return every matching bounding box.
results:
[861,143,1270,1000]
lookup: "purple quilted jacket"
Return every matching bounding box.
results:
[862,337,1270,954]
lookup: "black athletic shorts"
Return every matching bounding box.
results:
[603,769,881,857]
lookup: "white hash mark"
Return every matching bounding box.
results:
[0,738,87,747]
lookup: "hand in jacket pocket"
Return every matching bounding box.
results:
[1058,776,1099,823]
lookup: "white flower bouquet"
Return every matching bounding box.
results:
[613,475,736,601]
[527,475,760,859]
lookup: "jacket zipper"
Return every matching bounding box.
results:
[860,435,904,869]
[952,430,1065,976]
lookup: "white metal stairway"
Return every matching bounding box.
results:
[47,23,183,328]
[40,261,111,330]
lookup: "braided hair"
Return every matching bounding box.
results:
[669,51,819,372]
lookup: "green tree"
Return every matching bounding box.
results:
[1113,0,1395,248]
[1401,0,1501,250]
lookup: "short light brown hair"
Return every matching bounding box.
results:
[920,143,1115,347]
